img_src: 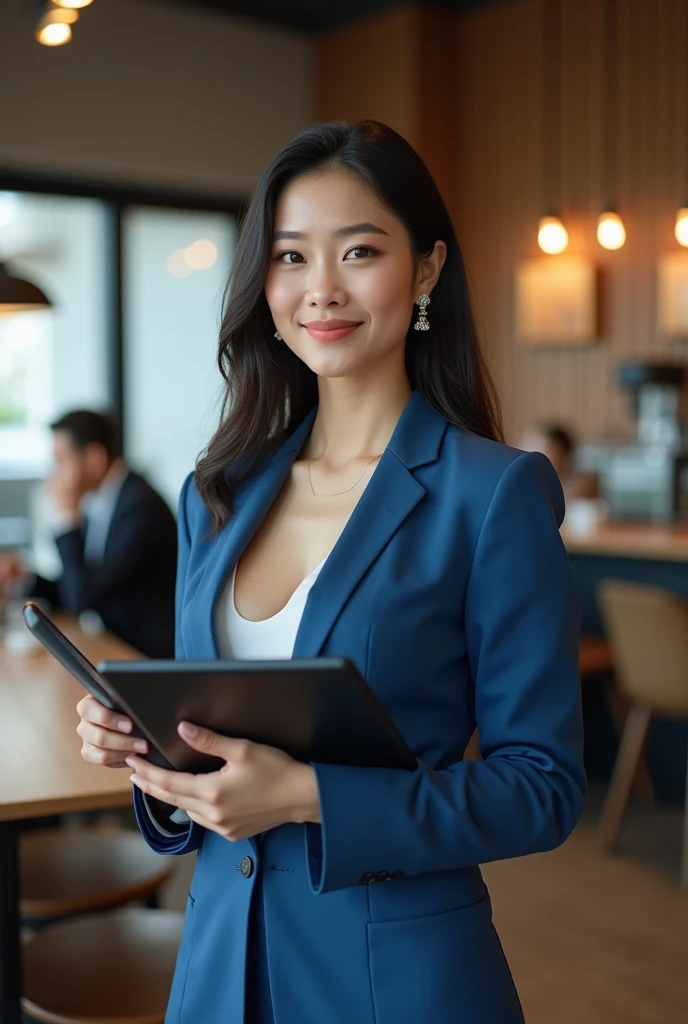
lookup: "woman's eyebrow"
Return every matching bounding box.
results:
[272,222,389,242]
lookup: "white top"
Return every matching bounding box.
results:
[146,555,329,836]
[215,556,327,659]
[80,460,130,565]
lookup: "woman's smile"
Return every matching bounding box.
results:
[301,318,363,342]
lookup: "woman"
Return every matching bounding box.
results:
[76,120,585,1024]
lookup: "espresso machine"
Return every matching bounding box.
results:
[600,361,688,522]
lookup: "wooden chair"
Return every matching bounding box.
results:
[597,578,688,887]
[21,908,183,1024]
[580,631,655,802]
[20,828,173,923]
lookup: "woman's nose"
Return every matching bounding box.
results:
[305,262,347,307]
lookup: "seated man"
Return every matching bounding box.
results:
[519,421,599,505]
[0,410,176,658]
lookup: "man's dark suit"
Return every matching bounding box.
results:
[31,472,177,657]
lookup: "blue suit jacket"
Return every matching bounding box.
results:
[134,390,585,1024]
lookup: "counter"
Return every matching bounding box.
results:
[563,521,688,562]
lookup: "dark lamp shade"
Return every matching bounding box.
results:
[0,262,52,313]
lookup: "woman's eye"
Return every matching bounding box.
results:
[344,246,377,261]
[275,251,305,264]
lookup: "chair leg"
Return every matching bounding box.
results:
[604,683,656,803]
[681,744,688,890]
[598,704,652,852]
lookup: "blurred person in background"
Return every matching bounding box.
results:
[519,421,598,503]
[0,409,177,657]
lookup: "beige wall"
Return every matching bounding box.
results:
[455,0,688,445]
[0,0,313,194]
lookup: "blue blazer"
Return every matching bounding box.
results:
[134,390,585,1024]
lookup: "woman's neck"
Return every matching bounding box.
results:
[305,369,412,467]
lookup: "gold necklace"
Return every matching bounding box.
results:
[307,454,382,497]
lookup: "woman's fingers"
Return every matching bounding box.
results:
[76,694,133,734]
[77,719,148,754]
[76,694,146,767]
[81,742,130,769]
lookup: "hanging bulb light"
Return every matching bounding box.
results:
[52,0,94,7]
[538,215,569,255]
[597,209,626,250]
[675,208,688,247]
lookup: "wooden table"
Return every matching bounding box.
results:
[0,616,139,1024]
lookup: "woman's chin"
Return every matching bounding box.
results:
[302,353,368,380]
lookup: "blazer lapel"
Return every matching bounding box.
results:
[292,390,449,658]
[188,410,317,659]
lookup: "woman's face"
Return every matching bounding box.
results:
[265,168,444,381]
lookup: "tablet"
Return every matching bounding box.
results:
[23,601,416,775]
[100,659,416,774]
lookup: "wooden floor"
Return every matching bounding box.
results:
[159,791,687,1023]
[484,804,688,1024]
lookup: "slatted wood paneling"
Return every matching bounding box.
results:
[455,0,688,444]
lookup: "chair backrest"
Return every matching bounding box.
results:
[597,578,688,716]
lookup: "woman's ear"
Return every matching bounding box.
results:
[414,240,447,298]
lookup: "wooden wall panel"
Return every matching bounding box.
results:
[314,6,418,142]
[455,0,688,445]
[315,5,458,201]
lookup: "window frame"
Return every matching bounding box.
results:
[0,169,245,452]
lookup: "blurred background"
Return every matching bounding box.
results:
[1,2,687,1023]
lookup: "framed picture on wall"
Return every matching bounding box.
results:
[514,256,598,347]
[657,254,688,339]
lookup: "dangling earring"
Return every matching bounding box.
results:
[274,329,283,341]
[414,294,430,331]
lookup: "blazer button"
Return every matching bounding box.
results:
[392,869,405,879]
[376,871,390,882]
[240,856,255,879]
[360,872,376,886]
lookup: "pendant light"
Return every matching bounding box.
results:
[676,209,688,247]
[538,0,568,253]
[597,0,626,249]
[0,262,52,313]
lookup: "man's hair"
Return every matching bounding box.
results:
[50,410,122,460]
[541,423,574,457]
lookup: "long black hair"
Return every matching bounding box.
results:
[196,120,502,532]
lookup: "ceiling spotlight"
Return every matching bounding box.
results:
[52,0,94,8]
[36,4,81,46]
[36,19,72,46]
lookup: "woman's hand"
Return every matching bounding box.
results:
[76,695,149,769]
[126,722,321,841]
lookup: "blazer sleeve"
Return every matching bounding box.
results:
[133,471,204,856]
[54,498,165,613]
[305,451,585,895]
